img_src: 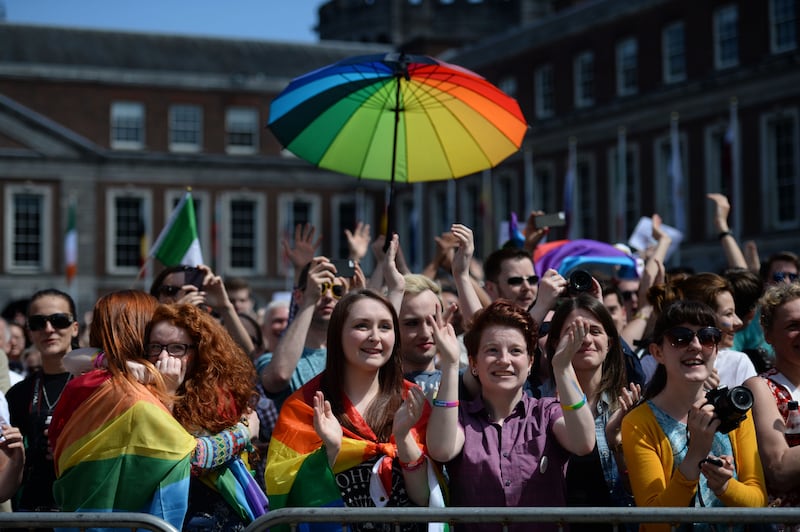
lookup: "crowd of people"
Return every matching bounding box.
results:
[0,195,797,531]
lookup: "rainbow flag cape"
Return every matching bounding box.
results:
[51,370,196,532]
[266,374,447,532]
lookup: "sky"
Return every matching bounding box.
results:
[2,0,321,43]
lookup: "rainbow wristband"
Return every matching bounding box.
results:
[433,399,459,408]
[561,394,587,411]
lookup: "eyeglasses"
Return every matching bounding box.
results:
[506,275,539,286]
[157,285,182,297]
[147,343,195,358]
[621,290,636,301]
[320,282,345,299]
[27,313,74,331]
[773,272,799,283]
[539,321,551,336]
[664,326,722,349]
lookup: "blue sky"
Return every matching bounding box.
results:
[3,0,321,42]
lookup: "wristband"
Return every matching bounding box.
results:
[399,454,426,472]
[717,231,733,240]
[92,350,106,369]
[432,399,459,408]
[561,394,587,411]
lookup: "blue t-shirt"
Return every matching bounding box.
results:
[255,347,327,410]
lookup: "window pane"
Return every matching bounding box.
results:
[772,0,797,52]
[617,38,638,95]
[575,52,594,107]
[111,102,144,148]
[715,6,739,68]
[226,108,259,152]
[230,200,256,268]
[13,193,43,266]
[535,65,554,118]
[170,105,202,148]
[773,118,797,222]
[115,197,144,268]
[664,22,686,82]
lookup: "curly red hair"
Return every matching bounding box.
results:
[145,304,256,433]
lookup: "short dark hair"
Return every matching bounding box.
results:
[483,247,533,283]
[723,268,763,319]
[760,251,800,282]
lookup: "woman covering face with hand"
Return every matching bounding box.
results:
[426,299,595,532]
[266,289,443,532]
[622,300,766,532]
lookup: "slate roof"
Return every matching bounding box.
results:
[0,23,392,80]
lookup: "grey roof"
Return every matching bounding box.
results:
[0,23,392,80]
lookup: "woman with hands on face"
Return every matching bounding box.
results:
[266,290,443,532]
[621,300,766,532]
[426,299,595,532]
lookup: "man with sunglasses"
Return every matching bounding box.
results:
[257,256,349,410]
[483,247,540,311]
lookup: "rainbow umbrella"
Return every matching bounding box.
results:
[268,52,528,242]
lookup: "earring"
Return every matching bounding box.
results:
[471,368,478,376]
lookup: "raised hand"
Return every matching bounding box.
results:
[426,313,459,368]
[393,386,426,438]
[523,210,549,253]
[282,223,322,271]
[552,317,589,372]
[706,193,731,232]
[313,390,342,466]
[605,382,642,444]
[345,222,372,262]
[450,224,474,278]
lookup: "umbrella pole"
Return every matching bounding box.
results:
[383,73,402,252]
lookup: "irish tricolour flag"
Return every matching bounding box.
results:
[149,192,203,267]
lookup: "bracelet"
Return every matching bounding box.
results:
[399,454,426,472]
[92,350,106,369]
[432,399,459,408]
[561,394,587,411]
[632,311,651,321]
[717,230,733,240]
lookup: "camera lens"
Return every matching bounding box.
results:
[729,386,754,411]
[568,270,593,293]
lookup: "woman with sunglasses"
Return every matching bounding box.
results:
[744,282,800,512]
[622,300,766,532]
[6,288,78,515]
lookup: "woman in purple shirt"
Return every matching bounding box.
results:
[426,299,596,532]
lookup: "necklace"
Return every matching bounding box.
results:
[41,373,73,411]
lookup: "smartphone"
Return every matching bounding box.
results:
[331,258,356,278]
[535,211,567,228]
[184,267,205,289]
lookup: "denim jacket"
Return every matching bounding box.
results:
[596,393,636,509]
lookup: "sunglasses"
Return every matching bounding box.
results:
[506,275,539,286]
[621,290,636,301]
[773,272,799,283]
[664,326,722,349]
[28,313,74,331]
[320,282,345,300]
[157,285,182,297]
[539,321,551,336]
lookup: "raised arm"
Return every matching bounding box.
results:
[199,265,255,356]
[450,224,484,324]
[425,315,465,462]
[707,194,747,269]
[345,221,371,263]
[282,223,322,287]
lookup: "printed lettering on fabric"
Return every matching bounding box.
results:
[334,456,422,532]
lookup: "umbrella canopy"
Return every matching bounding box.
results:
[267,52,528,185]
[534,239,638,278]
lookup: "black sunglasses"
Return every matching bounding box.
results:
[773,272,799,283]
[506,275,539,286]
[158,285,182,297]
[664,326,722,348]
[28,313,74,331]
[320,282,345,300]
[621,290,636,301]
[539,321,551,336]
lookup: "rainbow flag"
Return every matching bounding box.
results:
[51,370,196,532]
[266,374,446,532]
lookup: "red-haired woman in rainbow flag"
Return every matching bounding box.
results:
[50,294,265,531]
[266,289,445,532]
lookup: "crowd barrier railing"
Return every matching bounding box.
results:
[244,506,800,532]
[0,511,178,531]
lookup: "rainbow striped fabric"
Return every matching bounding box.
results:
[266,374,446,532]
[51,370,196,531]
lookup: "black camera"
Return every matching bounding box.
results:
[705,385,753,434]
[568,269,593,295]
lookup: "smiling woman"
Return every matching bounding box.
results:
[266,289,445,532]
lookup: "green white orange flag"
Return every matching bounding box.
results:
[64,199,77,285]
[149,192,203,267]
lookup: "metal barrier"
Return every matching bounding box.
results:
[0,511,178,531]
[244,507,800,532]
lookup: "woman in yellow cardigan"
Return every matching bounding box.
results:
[622,300,766,532]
